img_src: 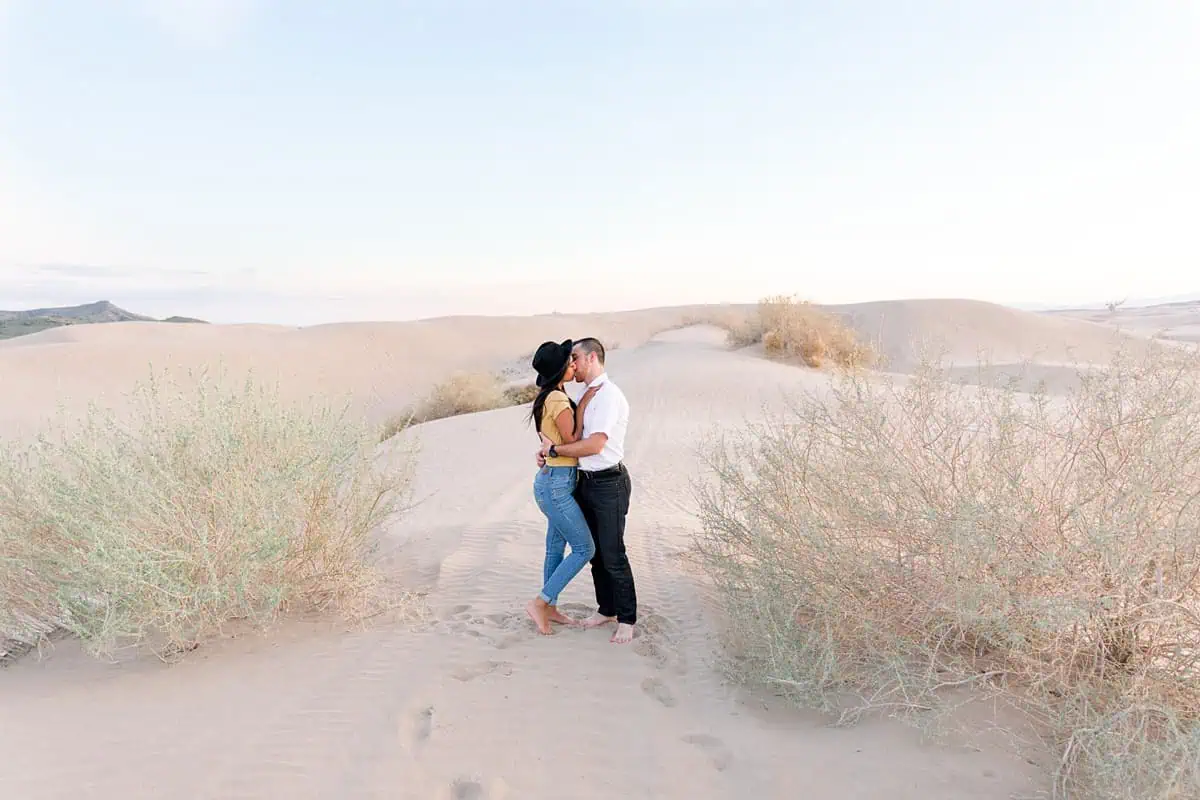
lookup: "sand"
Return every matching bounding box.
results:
[0,304,723,441]
[832,298,1143,370]
[0,299,1147,799]
[1048,299,1200,345]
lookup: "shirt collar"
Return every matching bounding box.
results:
[587,372,609,389]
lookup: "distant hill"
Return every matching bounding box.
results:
[0,301,208,340]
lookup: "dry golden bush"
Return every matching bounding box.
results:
[502,382,540,406]
[754,294,873,368]
[704,295,873,368]
[380,373,538,441]
[694,343,1200,800]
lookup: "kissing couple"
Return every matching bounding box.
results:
[524,337,637,645]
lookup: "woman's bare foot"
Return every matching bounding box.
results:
[580,612,616,629]
[525,599,553,635]
[546,606,576,626]
[610,622,635,644]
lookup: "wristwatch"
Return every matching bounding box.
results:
[548,445,558,459]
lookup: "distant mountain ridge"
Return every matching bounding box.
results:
[0,300,207,340]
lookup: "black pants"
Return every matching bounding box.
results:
[575,464,637,625]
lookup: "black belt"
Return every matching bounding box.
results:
[579,463,624,479]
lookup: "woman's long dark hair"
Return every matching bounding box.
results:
[530,364,576,433]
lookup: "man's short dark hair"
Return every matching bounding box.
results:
[575,337,605,364]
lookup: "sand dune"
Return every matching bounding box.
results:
[0,306,713,441]
[0,324,1051,799]
[1048,299,1200,344]
[0,298,1147,443]
[827,298,1144,370]
[1,298,1161,798]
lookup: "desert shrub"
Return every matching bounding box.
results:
[708,295,873,367]
[693,343,1200,799]
[415,371,508,421]
[0,462,60,661]
[503,381,540,406]
[378,412,416,443]
[381,373,537,441]
[0,368,414,660]
[724,314,764,348]
[755,294,873,367]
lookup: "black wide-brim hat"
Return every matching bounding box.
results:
[532,339,573,387]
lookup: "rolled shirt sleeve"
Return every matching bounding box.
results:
[544,393,572,424]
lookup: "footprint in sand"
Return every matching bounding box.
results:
[413,706,434,744]
[640,676,677,707]
[638,612,680,639]
[682,733,733,772]
[451,660,513,682]
[438,603,473,621]
[450,624,521,650]
[491,632,524,650]
[485,611,532,630]
[557,602,593,616]
[450,779,484,800]
[448,776,511,799]
[633,637,669,666]
[633,633,689,676]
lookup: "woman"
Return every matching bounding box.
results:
[525,339,600,635]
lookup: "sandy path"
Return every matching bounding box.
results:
[0,330,1049,799]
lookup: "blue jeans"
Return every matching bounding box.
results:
[533,465,596,605]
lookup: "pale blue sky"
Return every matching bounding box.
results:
[1,1,1197,324]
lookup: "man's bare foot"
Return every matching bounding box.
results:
[546,606,576,626]
[610,623,635,644]
[525,599,553,635]
[580,612,616,629]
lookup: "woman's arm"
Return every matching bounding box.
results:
[554,407,581,443]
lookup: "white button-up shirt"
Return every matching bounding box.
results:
[578,372,628,472]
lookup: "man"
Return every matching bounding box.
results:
[537,337,637,644]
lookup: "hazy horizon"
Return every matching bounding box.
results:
[5,285,1199,329]
[2,2,1197,325]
